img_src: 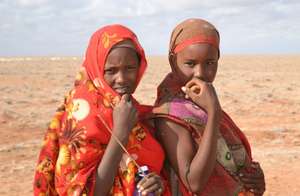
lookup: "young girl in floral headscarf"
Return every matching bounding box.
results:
[153,18,265,196]
[33,24,170,196]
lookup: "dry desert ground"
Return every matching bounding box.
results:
[0,55,300,195]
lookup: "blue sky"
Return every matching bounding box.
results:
[1,0,299,56]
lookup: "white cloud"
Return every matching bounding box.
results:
[15,0,49,8]
[0,0,300,56]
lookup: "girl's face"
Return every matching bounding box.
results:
[171,43,219,85]
[104,44,140,95]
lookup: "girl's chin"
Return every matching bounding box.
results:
[115,90,133,96]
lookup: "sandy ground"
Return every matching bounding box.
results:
[0,55,300,195]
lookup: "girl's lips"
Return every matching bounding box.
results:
[114,87,130,94]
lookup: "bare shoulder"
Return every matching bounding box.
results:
[155,117,191,138]
[155,118,195,151]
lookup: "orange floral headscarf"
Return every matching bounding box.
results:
[34,25,169,196]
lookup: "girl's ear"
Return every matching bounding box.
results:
[168,53,176,72]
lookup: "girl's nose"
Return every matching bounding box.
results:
[115,71,126,84]
[193,64,205,81]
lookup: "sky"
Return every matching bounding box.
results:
[0,0,300,56]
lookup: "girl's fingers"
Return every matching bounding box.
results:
[243,173,264,180]
[240,169,264,179]
[155,187,164,196]
[137,172,155,188]
[251,162,264,174]
[185,80,197,89]
[184,85,199,99]
[243,183,257,190]
[249,187,265,195]
[186,78,204,89]
[240,174,265,195]
[121,94,130,102]
[190,85,201,95]
[181,86,189,99]
[137,173,163,194]
[141,183,160,195]
[242,180,264,189]
[141,176,159,190]
[240,174,265,186]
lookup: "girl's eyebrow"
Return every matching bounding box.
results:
[104,64,118,69]
[184,59,197,62]
[127,63,139,66]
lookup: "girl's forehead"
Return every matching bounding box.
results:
[178,43,218,59]
[112,39,136,50]
[105,47,140,67]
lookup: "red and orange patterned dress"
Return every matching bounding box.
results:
[33,25,170,196]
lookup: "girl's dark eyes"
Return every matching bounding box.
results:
[104,68,116,75]
[184,61,195,67]
[104,65,138,75]
[206,61,216,66]
[183,60,217,68]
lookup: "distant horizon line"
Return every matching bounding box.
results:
[1,53,300,58]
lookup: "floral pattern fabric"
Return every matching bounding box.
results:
[34,25,170,196]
